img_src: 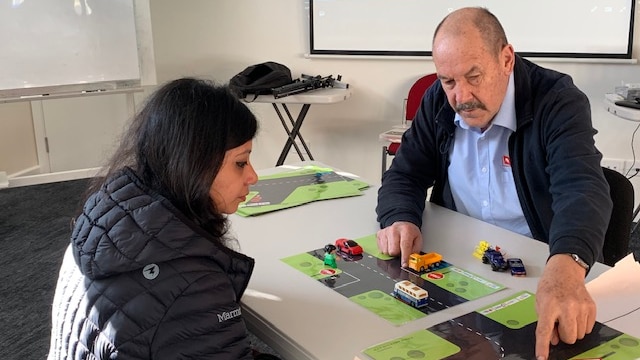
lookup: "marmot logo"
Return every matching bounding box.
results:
[217,308,242,322]
[143,264,159,280]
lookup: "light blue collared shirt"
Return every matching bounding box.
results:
[447,73,532,237]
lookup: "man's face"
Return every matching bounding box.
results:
[433,31,514,129]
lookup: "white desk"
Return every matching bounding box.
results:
[244,88,352,166]
[230,164,611,360]
[378,125,407,143]
[604,95,640,122]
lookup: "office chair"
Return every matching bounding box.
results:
[601,167,634,266]
[382,73,438,176]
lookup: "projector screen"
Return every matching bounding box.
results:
[0,0,155,100]
[310,0,636,59]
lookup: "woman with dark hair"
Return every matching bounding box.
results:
[48,78,278,359]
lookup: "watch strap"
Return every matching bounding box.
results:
[570,253,590,271]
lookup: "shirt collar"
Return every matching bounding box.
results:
[454,72,516,132]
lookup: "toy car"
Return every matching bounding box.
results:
[407,252,443,272]
[507,258,527,277]
[335,238,363,256]
[392,280,428,308]
[482,248,509,271]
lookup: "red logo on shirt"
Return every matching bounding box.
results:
[502,155,511,167]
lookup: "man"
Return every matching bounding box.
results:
[376,7,612,360]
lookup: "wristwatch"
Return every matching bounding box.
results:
[570,253,590,271]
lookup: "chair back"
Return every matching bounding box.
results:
[602,167,634,266]
[405,73,438,122]
[382,73,438,177]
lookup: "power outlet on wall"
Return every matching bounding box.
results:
[601,158,628,175]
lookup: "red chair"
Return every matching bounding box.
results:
[381,73,438,176]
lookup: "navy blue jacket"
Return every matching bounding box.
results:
[377,56,612,266]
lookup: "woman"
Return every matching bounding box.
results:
[48,78,278,359]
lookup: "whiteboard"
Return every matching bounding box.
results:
[310,0,635,59]
[0,0,156,100]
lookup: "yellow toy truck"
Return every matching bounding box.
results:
[407,252,443,272]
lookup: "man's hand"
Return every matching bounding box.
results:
[376,221,422,267]
[534,254,595,360]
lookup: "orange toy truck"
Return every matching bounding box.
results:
[407,252,443,272]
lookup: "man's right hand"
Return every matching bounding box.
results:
[376,221,423,267]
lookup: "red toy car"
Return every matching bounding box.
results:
[335,238,363,256]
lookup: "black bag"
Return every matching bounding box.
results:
[229,62,293,99]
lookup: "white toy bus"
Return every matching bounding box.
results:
[392,280,428,308]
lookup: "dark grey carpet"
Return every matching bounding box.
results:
[1,179,86,359]
[0,178,279,359]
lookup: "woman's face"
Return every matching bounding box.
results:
[210,140,258,214]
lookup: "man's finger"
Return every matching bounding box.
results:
[412,234,423,254]
[585,308,596,334]
[399,236,414,267]
[575,312,588,341]
[376,230,388,255]
[556,317,578,345]
[550,326,559,345]
[535,316,554,360]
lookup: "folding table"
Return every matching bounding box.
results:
[244,87,352,166]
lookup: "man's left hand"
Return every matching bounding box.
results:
[534,254,595,360]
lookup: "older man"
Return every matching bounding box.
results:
[376,7,612,360]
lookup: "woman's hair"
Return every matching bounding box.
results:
[87,77,258,239]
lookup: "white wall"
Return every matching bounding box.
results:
[149,0,640,191]
[3,0,640,199]
[0,102,37,175]
[150,0,438,185]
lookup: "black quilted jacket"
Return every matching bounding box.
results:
[48,168,256,360]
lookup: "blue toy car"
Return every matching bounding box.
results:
[482,248,509,271]
[507,258,527,277]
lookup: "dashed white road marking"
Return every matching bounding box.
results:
[449,319,505,358]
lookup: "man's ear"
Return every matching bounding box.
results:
[501,44,515,75]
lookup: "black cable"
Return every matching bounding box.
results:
[603,305,640,324]
[625,122,640,178]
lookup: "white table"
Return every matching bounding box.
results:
[230,164,611,360]
[378,125,408,143]
[243,88,352,166]
[604,94,640,122]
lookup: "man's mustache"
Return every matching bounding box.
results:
[456,101,487,112]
